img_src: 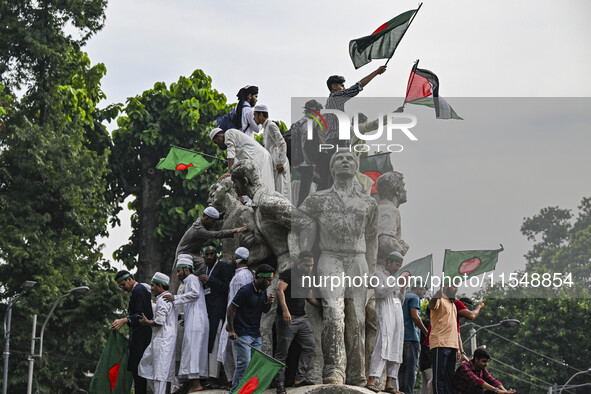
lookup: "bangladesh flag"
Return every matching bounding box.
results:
[359,152,394,194]
[443,245,504,279]
[395,254,432,288]
[404,60,463,120]
[349,7,421,69]
[89,331,133,393]
[235,344,284,394]
[156,146,213,179]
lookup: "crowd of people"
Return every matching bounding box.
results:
[109,74,516,394]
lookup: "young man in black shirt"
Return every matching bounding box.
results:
[274,251,321,393]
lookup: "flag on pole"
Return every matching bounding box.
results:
[236,344,284,394]
[89,331,134,393]
[395,254,432,288]
[404,61,463,120]
[359,152,394,194]
[442,245,504,279]
[156,146,213,179]
[349,7,421,69]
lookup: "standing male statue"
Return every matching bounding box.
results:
[296,149,378,386]
[366,171,410,378]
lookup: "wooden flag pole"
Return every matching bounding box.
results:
[384,2,423,66]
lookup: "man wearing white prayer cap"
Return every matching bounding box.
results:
[253,103,292,200]
[138,272,177,394]
[209,126,275,190]
[175,206,248,275]
[164,252,210,392]
[217,246,254,384]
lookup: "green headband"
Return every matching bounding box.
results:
[176,263,192,268]
[256,272,274,278]
[203,245,217,252]
[116,273,131,282]
[152,278,168,287]
[299,257,314,263]
[235,253,247,261]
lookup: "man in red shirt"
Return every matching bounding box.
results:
[452,347,516,394]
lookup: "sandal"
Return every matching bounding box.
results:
[294,379,315,387]
[276,383,287,394]
[365,384,380,393]
[382,389,402,394]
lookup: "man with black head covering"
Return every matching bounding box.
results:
[236,85,261,138]
[111,270,153,394]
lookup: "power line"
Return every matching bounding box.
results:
[486,365,553,392]
[490,356,553,387]
[480,326,587,374]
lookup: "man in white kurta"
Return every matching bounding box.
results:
[138,272,177,394]
[164,256,209,392]
[366,252,406,393]
[253,104,292,201]
[210,127,275,190]
[217,247,254,382]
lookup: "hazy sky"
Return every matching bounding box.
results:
[87,1,591,282]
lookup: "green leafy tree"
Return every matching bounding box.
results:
[0,0,107,124]
[0,49,125,392]
[109,70,230,281]
[471,197,591,392]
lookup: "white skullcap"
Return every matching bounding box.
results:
[235,247,250,261]
[387,251,404,262]
[152,272,170,286]
[253,104,268,113]
[209,128,223,140]
[203,206,220,219]
[176,254,193,268]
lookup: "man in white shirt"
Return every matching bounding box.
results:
[253,103,291,200]
[210,127,275,190]
[236,85,261,138]
[138,272,177,394]
[163,256,209,392]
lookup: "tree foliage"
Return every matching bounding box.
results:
[470,196,591,393]
[109,70,230,281]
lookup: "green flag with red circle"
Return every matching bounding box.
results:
[443,245,504,279]
[236,345,284,394]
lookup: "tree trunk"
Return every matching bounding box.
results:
[136,154,164,282]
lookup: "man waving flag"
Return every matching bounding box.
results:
[349,4,422,69]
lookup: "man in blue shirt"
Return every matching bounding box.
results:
[225,264,275,393]
[399,286,428,393]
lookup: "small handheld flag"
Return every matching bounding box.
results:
[156,146,214,179]
[235,339,285,394]
[349,5,422,69]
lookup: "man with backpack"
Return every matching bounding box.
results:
[288,99,323,206]
[216,85,261,138]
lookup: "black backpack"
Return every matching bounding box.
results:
[215,103,251,132]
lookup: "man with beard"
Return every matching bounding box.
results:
[428,284,461,394]
[236,85,261,138]
[175,206,248,274]
[452,348,516,394]
[198,242,233,385]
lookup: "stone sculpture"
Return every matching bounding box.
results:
[230,159,294,356]
[207,177,270,264]
[296,149,378,386]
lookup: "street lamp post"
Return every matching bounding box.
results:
[2,280,37,394]
[26,286,89,394]
[463,319,521,356]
